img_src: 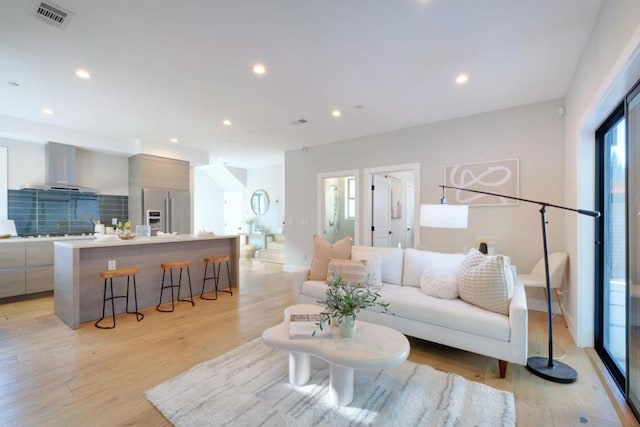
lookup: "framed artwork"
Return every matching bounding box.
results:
[444,158,519,206]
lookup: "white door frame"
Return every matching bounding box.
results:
[363,163,420,248]
[317,169,360,244]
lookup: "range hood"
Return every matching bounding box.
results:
[21,142,99,193]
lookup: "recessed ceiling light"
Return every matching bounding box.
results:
[42,108,54,115]
[223,119,232,126]
[170,138,179,143]
[332,109,341,118]
[75,69,91,79]
[455,74,469,85]
[253,63,266,75]
[355,105,364,109]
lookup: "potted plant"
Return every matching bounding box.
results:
[316,273,389,338]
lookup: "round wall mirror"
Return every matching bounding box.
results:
[251,189,270,215]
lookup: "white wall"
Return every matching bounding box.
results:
[564,0,640,346]
[193,167,225,234]
[284,99,566,272]
[0,137,129,194]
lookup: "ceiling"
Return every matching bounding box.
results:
[0,0,602,169]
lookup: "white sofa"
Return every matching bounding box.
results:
[293,246,528,378]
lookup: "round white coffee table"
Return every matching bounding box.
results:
[261,304,410,406]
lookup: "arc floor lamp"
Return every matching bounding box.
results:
[421,184,600,383]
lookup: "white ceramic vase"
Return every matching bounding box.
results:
[339,315,356,338]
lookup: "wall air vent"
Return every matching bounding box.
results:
[30,1,73,29]
[292,118,308,125]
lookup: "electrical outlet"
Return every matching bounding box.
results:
[112,218,118,225]
[108,260,116,270]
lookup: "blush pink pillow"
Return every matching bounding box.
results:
[307,235,352,280]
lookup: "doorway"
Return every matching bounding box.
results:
[364,164,420,248]
[317,170,359,244]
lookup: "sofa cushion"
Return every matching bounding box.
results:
[457,249,514,315]
[327,258,367,285]
[403,249,466,288]
[351,246,404,285]
[299,280,510,342]
[307,235,352,280]
[349,248,383,287]
[378,285,510,342]
[420,264,459,299]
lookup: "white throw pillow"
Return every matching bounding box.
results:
[420,264,459,299]
[457,248,514,315]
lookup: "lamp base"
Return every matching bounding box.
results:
[526,356,577,383]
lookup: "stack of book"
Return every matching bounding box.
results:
[288,313,331,339]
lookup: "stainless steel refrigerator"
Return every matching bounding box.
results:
[142,188,191,235]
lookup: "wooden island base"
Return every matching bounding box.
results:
[54,235,239,329]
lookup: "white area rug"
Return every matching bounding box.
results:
[145,339,515,426]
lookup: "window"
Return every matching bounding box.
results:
[346,177,355,219]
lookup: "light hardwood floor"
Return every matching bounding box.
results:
[0,267,636,426]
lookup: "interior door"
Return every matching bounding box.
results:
[372,174,391,247]
[405,182,415,248]
[223,191,243,235]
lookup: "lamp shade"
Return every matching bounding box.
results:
[420,204,469,229]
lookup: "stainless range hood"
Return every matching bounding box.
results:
[21,142,99,193]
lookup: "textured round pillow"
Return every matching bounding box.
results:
[457,248,514,315]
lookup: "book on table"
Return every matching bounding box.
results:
[288,313,331,339]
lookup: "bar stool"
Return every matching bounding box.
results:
[201,255,233,300]
[95,267,144,329]
[157,260,195,312]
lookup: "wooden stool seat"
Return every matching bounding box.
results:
[201,255,233,300]
[95,266,144,329]
[100,267,140,279]
[204,255,229,264]
[160,260,192,270]
[157,260,195,312]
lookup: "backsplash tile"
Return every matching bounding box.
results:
[7,190,128,236]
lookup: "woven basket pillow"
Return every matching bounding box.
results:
[457,248,514,315]
[327,258,367,286]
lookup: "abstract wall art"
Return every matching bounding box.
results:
[444,158,519,206]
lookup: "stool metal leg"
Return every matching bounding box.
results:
[95,278,116,329]
[222,260,233,296]
[126,275,144,321]
[200,261,218,300]
[178,267,195,306]
[157,268,177,312]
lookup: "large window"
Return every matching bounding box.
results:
[595,105,626,389]
[596,81,640,420]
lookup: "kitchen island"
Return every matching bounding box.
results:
[54,234,239,329]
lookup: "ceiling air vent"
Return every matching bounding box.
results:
[292,118,309,125]
[30,1,73,29]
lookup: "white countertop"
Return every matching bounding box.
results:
[53,234,238,249]
[0,235,95,244]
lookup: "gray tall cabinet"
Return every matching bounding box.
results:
[128,154,191,232]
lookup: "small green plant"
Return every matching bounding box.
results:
[315,273,389,334]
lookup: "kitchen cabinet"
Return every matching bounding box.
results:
[0,237,86,299]
[128,154,191,233]
[0,242,26,297]
[26,241,54,293]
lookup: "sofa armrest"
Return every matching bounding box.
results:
[508,282,528,365]
[291,267,310,304]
